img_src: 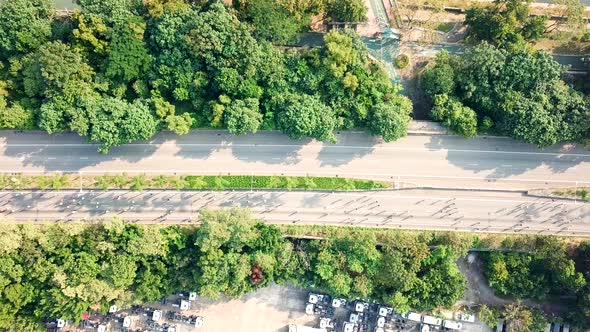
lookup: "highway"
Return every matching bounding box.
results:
[1,130,589,190]
[1,189,589,236]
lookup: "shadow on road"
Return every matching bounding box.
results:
[174,131,307,165]
[425,135,587,180]
[317,131,379,167]
[1,131,160,172]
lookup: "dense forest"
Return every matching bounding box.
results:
[0,0,411,152]
[421,0,590,146]
[479,237,590,330]
[0,209,467,331]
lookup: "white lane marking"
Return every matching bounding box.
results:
[3,143,590,157]
[79,157,88,160]
[47,157,56,160]
[468,163,478,166]
[501,164,513,167]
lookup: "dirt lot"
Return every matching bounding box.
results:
[186,284,316,332]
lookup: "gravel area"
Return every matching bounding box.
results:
[183,284,316,332]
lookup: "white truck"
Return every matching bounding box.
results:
[288,324,327,332]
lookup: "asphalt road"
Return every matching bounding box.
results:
[1,130,589,190]
[1,189,588,236]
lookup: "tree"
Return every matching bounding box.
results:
[71,11,109,61]
[274,93,336,141]
[464,0,547,47]
[503,302,548,332]
[431,94,478,137]
[367,98,412,142]
[0,0,54,60]
[165,113,193,135]
[192,209,288,298]
[548,0,585,39]
[21,41,94,101]
[74,0,135,24]
[0,98,34,129]
[423,42,590,146]
[421,50,456,99]
[84,97,158,153]
[224,99,262,135]
[104,16,152,84]
[478,305,500,328]
[308,232,381,298]
[409,246,466,309]
[143,0,189,18]
[373,249,416,303]
[233,0,305,44]
[325,0,367,22]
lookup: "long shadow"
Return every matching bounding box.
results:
[424,135,588,180]
[171,130,306,165]
[317,131,379,167]
[230,132,307,165]
[1,130,160,172]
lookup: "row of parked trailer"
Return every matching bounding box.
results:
[400,312,464,331]
[300,292,469,332]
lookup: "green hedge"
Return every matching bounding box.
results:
[0,173,388,191]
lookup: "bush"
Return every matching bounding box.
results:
[479,116,493,132]
[394,54,410,69]
[431,94,477,137]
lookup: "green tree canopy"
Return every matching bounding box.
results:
[465,0,547,48]
[0,0,54,60]
[421,43,590,145]
[224,98,262,135]
[21,41,94,101]
[368,98,412,142]
[233,0,305,44]
[325,0,367,22]
[274,93,336,141]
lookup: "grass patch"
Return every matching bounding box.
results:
[0,173,389,191]
[435,22,456,33]
[552,187,590,201]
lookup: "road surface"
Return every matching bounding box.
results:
[1,189,589,236]
[1,130,589,190]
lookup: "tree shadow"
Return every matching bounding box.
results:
[300,192,329,208]
[230,132,307,165]
[316,132,379,167]
[424,135,588,180]
[171,130,306,165]
[0,130,159,172]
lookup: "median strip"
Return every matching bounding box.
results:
[0,173,389,191]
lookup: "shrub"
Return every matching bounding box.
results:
[394,54,410,69]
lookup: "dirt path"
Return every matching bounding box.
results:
[458,253,512,308]
[458,253,571,316]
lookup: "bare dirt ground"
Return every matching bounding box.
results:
[186,284,315,332]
